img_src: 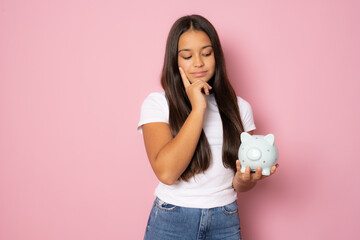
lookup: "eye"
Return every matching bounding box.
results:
[203,51,212,57]
[183,56,192,60]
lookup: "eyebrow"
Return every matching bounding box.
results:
[178,45,213,53]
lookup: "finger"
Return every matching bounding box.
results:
[179,67,191,88]
[192,80,211,95]
[192,80,212,90]
[270,164,279,175]
[204,86,210,95]
[236,160,241,172]
[243,166,251,181]
[206,82,212,89]
[252,167,262,181]
[204,83,212,95]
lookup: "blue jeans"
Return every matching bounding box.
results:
[144,197,242,240]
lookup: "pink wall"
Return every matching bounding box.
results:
[1,0,359,239]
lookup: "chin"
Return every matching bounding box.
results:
[192,76,211,83]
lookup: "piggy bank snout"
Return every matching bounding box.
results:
[247,147,262,161]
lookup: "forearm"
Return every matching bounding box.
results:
[232,174,257,192]
[154,109,205,184]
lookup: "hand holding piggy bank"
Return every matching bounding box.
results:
[238,132,278,176]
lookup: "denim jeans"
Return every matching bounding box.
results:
[144,197,242,240]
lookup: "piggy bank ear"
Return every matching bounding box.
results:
[241,132,252,143]
[264,134,275,145]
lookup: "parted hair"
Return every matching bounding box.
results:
[161,14,245,181]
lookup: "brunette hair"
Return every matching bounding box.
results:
[161,14,244,181]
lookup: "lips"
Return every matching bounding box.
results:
[191,71,207,77]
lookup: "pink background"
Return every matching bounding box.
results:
[1,0,359,239]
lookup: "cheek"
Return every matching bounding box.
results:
[178,59,191,72]
[210,56,216,67]
[207,58,216,74]
[178,60,195,82]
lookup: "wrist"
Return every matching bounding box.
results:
[190,107,206,115]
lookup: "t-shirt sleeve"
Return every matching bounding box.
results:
[137,92,169,134]
[237,97,256,132]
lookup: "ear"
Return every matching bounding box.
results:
[264,134,275,145]
[241,132,252,143]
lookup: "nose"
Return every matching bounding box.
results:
[247,147,262,161]
[193,55,204,67]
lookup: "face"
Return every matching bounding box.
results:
[177,30,215,83]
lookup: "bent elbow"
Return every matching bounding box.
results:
[157,172,178,186]
[152,158,179,185]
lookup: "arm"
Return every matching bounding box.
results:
[142,67,212,185]
[142,110,205,185]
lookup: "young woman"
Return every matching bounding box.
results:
[137,14,278,240]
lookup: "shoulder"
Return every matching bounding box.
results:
[138,92,169,133]
[236,96,256,131]
[147,91,166,98]
[142,91,168,108]
[145,91,167,101]
[236,96,252,111]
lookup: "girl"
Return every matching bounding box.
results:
[137,14,278,240]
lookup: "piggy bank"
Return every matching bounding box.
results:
[238,132,278,176]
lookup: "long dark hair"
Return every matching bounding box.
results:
[161,14,244,181]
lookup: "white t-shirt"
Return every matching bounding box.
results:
[137,92,256,208]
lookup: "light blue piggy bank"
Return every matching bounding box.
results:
[238,132,278,176]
